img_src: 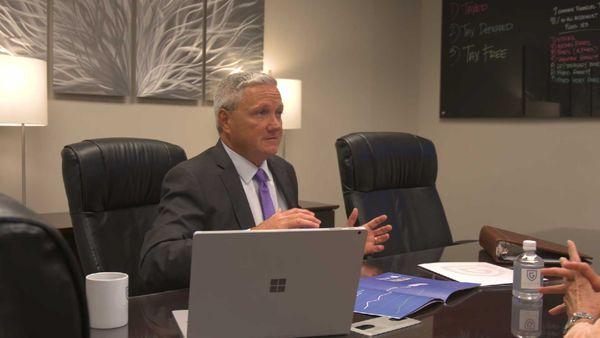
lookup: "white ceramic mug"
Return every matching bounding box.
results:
[86,272,129,329]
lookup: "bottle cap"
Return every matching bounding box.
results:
[523,240,536,251]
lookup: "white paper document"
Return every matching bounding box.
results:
[172,310,188,338]
[418,262,513,286]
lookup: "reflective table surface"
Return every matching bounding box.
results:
[94,227,600,337]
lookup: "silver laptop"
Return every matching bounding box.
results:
[173,227,367,338]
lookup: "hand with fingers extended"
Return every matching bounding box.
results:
[539,240,600,319]
[251,208,321,230]
[562,260,600,293]
[345,208,392,255]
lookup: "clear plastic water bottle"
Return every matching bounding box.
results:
[512,240,544,300]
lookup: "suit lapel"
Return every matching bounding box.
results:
[268,158,298,209]
[213,141,256,229]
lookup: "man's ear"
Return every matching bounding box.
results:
[218,108,231,133]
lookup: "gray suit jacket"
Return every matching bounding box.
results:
[139,141,299,291]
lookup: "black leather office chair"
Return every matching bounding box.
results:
[61,138,187,296]
[336,132,457,257]
[0,193,89,338]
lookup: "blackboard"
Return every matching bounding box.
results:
[441,0,600,117]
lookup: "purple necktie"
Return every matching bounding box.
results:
[253,168,276,220]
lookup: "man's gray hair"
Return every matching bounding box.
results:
[213,71,277,132]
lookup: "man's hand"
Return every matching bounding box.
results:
[540,240,600,318]
[346,208,392,255]
[564,274,600,319]
[251,208,321,230]
[541,261,600,318]
[562,261,600,292]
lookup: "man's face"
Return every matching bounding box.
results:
[220,84,283,165]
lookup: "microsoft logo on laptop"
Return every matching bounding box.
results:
[269,278,287,293]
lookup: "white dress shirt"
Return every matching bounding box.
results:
[222,142,289,226]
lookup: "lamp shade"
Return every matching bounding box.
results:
[0,55,47,126]
[277,78,302,130]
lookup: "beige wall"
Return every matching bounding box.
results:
[418,0,600,240]
[266,0,420,222]
[0,0,420,226]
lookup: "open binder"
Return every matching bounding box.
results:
[479,225,593,265]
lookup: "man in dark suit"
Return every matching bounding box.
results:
[140,72,391,292]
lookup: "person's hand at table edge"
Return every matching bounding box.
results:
[251,208,321,230]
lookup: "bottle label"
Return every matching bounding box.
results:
[519,309,540,331]
[520,268,541,289]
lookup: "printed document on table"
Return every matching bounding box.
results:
[418,262,513,286]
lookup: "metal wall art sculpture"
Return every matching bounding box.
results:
[136,0,204,99]
[205,0,264,101]
[0,0,264,100]
[0,0,46,59]
[53,0,132,96]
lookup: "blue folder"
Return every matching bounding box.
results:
[354,273,480,319]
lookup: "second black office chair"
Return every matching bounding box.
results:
[61,138,187,296]
[336,132,460,258]
[0,193,88,338]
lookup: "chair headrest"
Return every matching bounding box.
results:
[0,193,89,338]
[336,132,437,192]
[0,193,39,221]
[61,138,187,212]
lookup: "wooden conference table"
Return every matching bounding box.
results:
[95,228,598,338]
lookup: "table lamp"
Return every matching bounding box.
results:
[0,55,48,205]
[276,78,302,159]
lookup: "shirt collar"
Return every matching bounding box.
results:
[222,141,272,184]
